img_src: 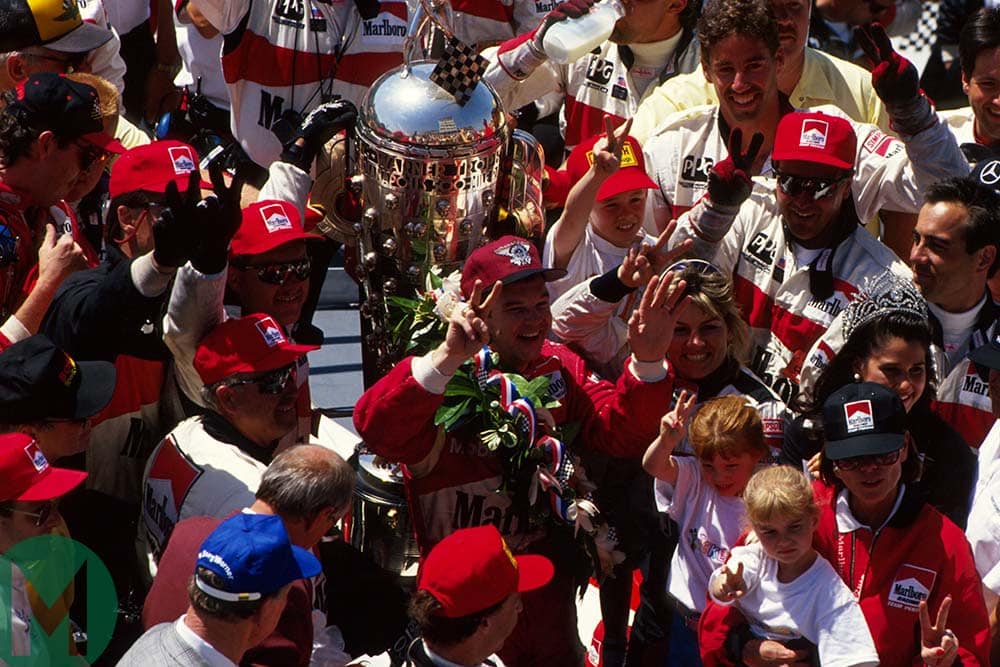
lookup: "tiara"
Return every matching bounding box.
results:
[841,271,928,340]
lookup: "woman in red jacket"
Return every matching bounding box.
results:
[699,382,990,666]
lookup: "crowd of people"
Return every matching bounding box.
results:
[0,0,999,665]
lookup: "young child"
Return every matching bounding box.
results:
[542,115,662,302]
[709,465,879,667]
[642,392,772,665]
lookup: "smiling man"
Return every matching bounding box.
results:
[140,313,317,578]
[671,111,911,403]
[355,235,687,666]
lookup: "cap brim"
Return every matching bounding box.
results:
[290,544,322,580]
[824,433,905,460]
[81,132,126,154]
[596,170,658,202]
[971,343,1000,371]
[498,267,568,287]
[44,21,114,54]
[254,344,321,374]
[71,360,117,419]
[17,467,87,502]
[515,554,554,593]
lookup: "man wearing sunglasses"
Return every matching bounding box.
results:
[641,0,967,235]
[141,313,318,577]
[673,111,911,405]
[0,431,89,662]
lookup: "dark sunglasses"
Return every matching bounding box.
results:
[74,141,113,173]
[228,364,297,395]
[235,258,312,286]
[775,172,848,200]
[833,448,901,471]
[8,501,56,527]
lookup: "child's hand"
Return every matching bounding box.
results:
[591,115,634,177]
[659,389,696,439]
[714,561,747,602]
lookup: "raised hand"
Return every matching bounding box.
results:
[616,220,693,289]
[591,115,634,177]
[153,170,202,268]
[627,271,691,363]
[432,280,503,375]
[36,224,86,288]
[659,388,695,435]
[707,128,764,209]
[920,596,959,667]
[189,162,246,274]
[712,560,747,602]
[855,23,920,106]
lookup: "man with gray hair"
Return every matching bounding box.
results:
[139,313,318,576]
[140,444,354,666]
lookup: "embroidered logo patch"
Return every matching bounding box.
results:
[259,203,293,233]
[167,146,196,174]
[799,118,829,149]
[888,563,936,611]
[843,400,874,433]
[494,241,532,266]
[254,316,286,347]
[24,440,48,473]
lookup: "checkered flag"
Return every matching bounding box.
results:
[430,36,489,107]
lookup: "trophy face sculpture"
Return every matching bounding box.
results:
[340,2,545,381]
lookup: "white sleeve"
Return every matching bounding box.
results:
[968,424,1000,597]
[190,0,251,35]
[708,544,763,605]
[812,574,881,667]
[851,119,970,220]
[483,42,566,115]
[672,199,757,276]
[550,280,630,367]
[85,28,127,95]
[259,160,313,223]
[655,456,701,519]
[163,264,227,407]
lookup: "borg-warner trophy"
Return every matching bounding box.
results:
[315,0,546,585]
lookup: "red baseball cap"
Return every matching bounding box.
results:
[419,525,554,618]
[0,433,87,502]
[230,200,320,258]
[193,313,319,386]
[109,140,212,198]
[772,112,857,171]
[459,236,566,299]
[566,133,657,202]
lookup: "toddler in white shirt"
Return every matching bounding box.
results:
[709,465,879,667]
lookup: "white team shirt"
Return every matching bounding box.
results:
[710,542,880,667]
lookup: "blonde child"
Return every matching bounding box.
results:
[642,393,771,664]
[709,465,879,667]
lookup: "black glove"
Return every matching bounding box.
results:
[707,129,763,210]
[280,100,358,171]
[189,161,245,274]
[153,170,201,268]
[532,0,599,52]
[855,23,934,134]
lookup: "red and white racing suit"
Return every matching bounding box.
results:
[643,103,969,224]
[196,0,408,167]
[672,193,911,404]
[485,33,699,153]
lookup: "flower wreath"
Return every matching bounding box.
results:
[387,269,624,577]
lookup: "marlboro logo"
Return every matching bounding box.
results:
[799,118,829,149]
[843,400,874,433]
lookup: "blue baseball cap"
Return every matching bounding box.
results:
[194,513,322,602]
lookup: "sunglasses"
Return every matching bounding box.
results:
[235,259,312,286]
[775,172,848,200]
[74,140,113,173]
[832,448,901,471]
[8,501,56,527]
[228,364,297,395]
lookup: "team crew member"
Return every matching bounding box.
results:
[642,0,967,229]
[189,0,408,169]
[939,7,1000,157]
[805,174,1000,448]
[140,314,318,575]
[629,0,888,141]
[484,0,699,157]
[699,383,991,666]
[355,236,686,665]
[671,112,910,402]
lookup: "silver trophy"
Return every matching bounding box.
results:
[326,0,546,379]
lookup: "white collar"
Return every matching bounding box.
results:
[834,484,906,533]
[422,641,500,667]
[174,616,237,667]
